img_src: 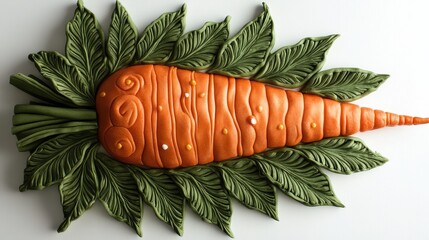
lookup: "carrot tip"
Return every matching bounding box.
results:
[413,117,429,125]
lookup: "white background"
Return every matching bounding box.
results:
[1,0,429,239]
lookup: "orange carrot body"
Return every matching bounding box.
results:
[96,64,429,168]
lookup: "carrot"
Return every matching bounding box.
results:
[96,64,429,168]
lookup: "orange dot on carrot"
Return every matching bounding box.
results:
[257,105,263,113]
[116,143,123,149]
[222,128,228,135]
[190,80,197,86]
[125,79,132,85]
[311,122,317,128]
[100,92,106,97]
[186,144,192,150]
[199,92,206,98]
[277,124,284,130]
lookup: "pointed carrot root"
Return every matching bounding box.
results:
[303,95,429,143]
[359,107,429,132]
[412,117,429,125]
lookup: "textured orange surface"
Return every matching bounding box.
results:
[96,64,427,168]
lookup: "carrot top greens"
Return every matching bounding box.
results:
[11,0,389,237]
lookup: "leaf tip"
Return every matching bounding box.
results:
[135,226,143,237]
[174,226,184,236]
[180,3,187,14]
[28,53,37,62]
[330,34,340,41]
[57,219,70,233]
[115,0,122,8]
[19,184,27,192]
[225,227,234,238]
[262,2,269,11]
[224,15,231,24]
[271,212,279,221]
[333,198,345,208]
[77,0,84,10]
[336,202,345,208]
[379,74,390,80]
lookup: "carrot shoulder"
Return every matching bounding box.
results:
[96,64,429,168]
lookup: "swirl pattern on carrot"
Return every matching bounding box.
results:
[116,73,142,94]
[110,95,140,128]
[104,126,136,158]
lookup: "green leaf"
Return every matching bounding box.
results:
[10,74,75,107]
[107,1,138,73]
[66,0,106,93]
[19,131,97,191]
[95,154,142,236]
[171,166,233,237]
[210,3,274,77]
[29,51,93,106]
[302,68,389,101]
[168,17,230,70]
[218,159,277,220]
[136,4,186,63]
[57,143,98,232]
[254,35,339,88]
[292,137,388,174]
[254,151,343,207]
[130,168,184,236]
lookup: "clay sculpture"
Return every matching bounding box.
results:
[10,0,428,237]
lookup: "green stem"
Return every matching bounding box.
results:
[12,119,67,134]
[13,114,58,125]
[16,121,97,140]
[17,124,98,150]
[14,104,97,120]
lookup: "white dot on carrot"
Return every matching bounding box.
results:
[184,92,190,98]
[248,116,257,125]
[161,144,168,150]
